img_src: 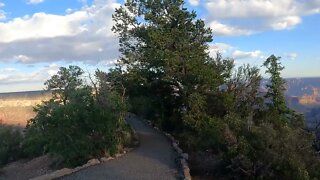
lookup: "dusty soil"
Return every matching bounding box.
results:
[0,155,54,180]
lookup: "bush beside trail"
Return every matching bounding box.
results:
[0,66,133,170]
[0,122,24,167]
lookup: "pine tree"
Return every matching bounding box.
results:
[263,55,288,123]
[112,0,224,129]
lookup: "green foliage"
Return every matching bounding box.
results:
[129,96,156,119]
[112,1,320,179]
[24,66,127,167]
[263,55,288,116]
[218,115,320,179]
[226,65,262,114]
[112,0,224,131]
[44,66,83,105]
[0,123,24,166]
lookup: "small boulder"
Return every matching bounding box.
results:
[101,157,114,162]
[115,153,123,158]
[100,157,109,163]
[87,159,100,166]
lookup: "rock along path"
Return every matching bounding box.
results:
[61,115,178,180]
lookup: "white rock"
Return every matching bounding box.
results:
[107,157,114,161]
[100,157,110,162]
[87,159,100,166]
[115,153,123,158]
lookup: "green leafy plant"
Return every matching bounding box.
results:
[23,66,128,167]
[0,123,24,166]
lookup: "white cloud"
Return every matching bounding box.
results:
[209,21,254,36]
[0,12,90,43]
[0,64,58,84]
[0,0,121,64]
[189,0,200,6]
[269,16,301,30]
[208,43,266,65]
[204,0,320,36]
[46,64,60,76]
[209,43,232,57]
[14,55,32,63]
[66,8,74,14]
[0,64,61,92]
[206,0,296,19]
[232,50,263,59]
[286,53,297,60]
[0,67,16,73]
[98,59,118,67]
[27,0,45,4]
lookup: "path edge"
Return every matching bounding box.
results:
[129,113,192,180]
[30,129,139,180]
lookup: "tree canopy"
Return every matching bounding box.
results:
[111,0,320,179]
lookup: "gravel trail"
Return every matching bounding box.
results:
[61,115,178,180]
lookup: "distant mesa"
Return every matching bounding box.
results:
[299,95,319,106]
[282,78,320,130]
[2,78,320,127]
[0,90,50,127]
[285,77,320,97]
[285,79,320,110]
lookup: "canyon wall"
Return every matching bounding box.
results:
[0,91,50,126]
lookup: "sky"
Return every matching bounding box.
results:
[0,0,319,92]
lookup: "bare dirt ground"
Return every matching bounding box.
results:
[0,155,54,180]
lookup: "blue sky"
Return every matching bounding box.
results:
[0,0,319,92]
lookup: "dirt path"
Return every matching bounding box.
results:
[61,115,178,180]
